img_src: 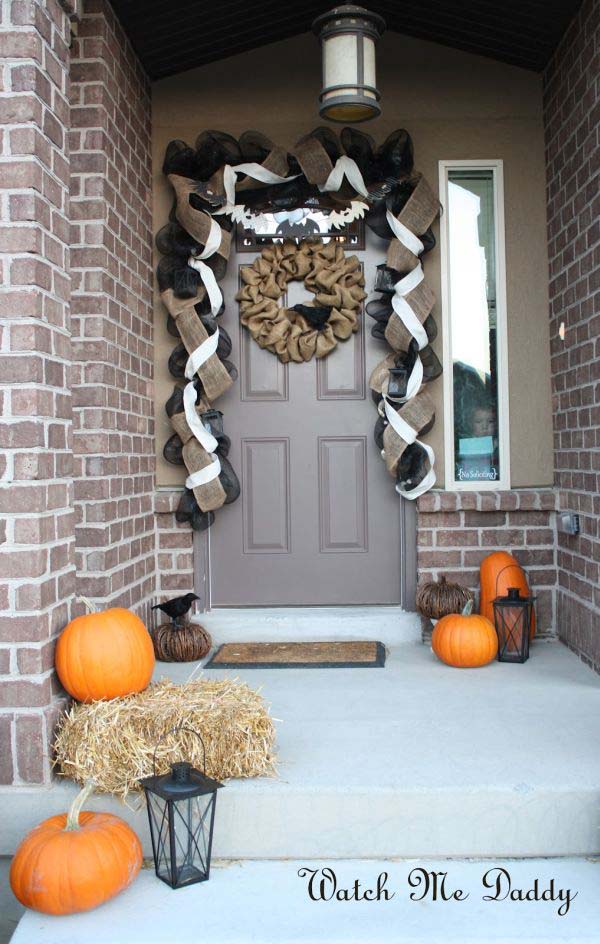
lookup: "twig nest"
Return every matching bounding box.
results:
[416,576,474,621]
[152,621,212,663]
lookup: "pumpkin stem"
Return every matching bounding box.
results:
[79,596,96,614]
[462,599,474,617]
[65,779,96,831]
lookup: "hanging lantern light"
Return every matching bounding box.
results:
[140,727,223,889]
[312,5,386,123]
[493,587,536,664]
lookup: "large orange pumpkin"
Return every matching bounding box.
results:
[56,599,155,702]
[10,781,142,915]
[479,551,535,638]
[432,600,498,668]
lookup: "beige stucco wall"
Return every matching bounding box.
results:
[153,31,553,488]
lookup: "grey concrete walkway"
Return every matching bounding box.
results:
[12,857,600,943]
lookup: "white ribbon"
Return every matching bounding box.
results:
[186,454,221,489]
[378,245,435,498]
[180,269,222,462]
[387,262,428,351]
[319,156,369,198]
[395,263,424,295]
[183,381,218,455]
[383,397,418,443]
[386,209,424,256]
[187,216,224,317]
[184,328,219,381]
[219,163,299,214]
[390,295,429,350]
[382,394,436,500]
[395,440,436,500]
[182,328,220,455]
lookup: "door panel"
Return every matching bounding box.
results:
[240,329,288,401]
[209,226,404,606]
[241,438,291,554]
[318,437,368,553]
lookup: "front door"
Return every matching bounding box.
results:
[207,222,407,606]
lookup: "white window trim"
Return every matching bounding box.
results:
[438,159,511,491]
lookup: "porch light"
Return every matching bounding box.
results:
[312,5,386,123]
[493,587,535,664]
[140,727,223,889]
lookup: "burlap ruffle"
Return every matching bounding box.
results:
[236,241,366,364]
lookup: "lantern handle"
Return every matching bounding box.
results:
[152,725,207,777]
[494,562,527,598]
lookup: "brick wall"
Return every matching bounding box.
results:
[543,0,600,669]
[0,0,156,786]
[69,0,156,610]
[416,490,558,638]
[154,492,195,598]
[0,0,74,784]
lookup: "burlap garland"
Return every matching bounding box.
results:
[167,174,232,262]
[161,288,232,401]
[387,176,440,272]
[159,127,444,522]
[382,392,435,477]
[169,401,226,512]
[236,240,366,364]
[291,136,333,187]
[384,281,436,353]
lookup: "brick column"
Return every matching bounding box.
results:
[543,0,600,669]
[0,0,75,784]
[69,0,156,614]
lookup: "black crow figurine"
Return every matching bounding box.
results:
[152,593,200,627]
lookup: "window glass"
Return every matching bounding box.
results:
[447,169,501,484]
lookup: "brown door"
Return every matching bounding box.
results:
[208,225,405,606]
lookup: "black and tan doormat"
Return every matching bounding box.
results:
[205,641,386,669]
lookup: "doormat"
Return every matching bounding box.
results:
[205,641,386,669]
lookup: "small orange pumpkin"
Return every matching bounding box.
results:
[432,600,498,668]
[10,781,142,915]
[479,551,535,638]
[56,598,155,702]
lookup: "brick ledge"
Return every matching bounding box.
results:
[417,488,557,513]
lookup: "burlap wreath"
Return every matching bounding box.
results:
[236,240,366,364]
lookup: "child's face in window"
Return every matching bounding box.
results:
[472,407,494,437]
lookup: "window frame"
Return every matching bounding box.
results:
[438,159,511,491]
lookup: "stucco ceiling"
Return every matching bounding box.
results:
[110,0,582,80]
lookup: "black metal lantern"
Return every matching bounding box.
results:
[312,5,386,123]
[200,409,224,437]
[140,727,223,889]
[493,587,535,664]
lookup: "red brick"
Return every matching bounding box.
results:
[0,715,14,784]
[15,714,45,783]
[0,678,52,708]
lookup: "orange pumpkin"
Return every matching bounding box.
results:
[479,551,535,638]
[10,781,142,915]
[56,599,155,702]
[432,600,498,668]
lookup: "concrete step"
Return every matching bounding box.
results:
[196,605,422,646]
[3,640,600,860]
[11,858,600,943]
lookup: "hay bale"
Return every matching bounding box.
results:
[53,678,277,801]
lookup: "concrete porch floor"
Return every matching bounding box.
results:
[3,627,599,862]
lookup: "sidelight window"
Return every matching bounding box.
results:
[439,160,510,489]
